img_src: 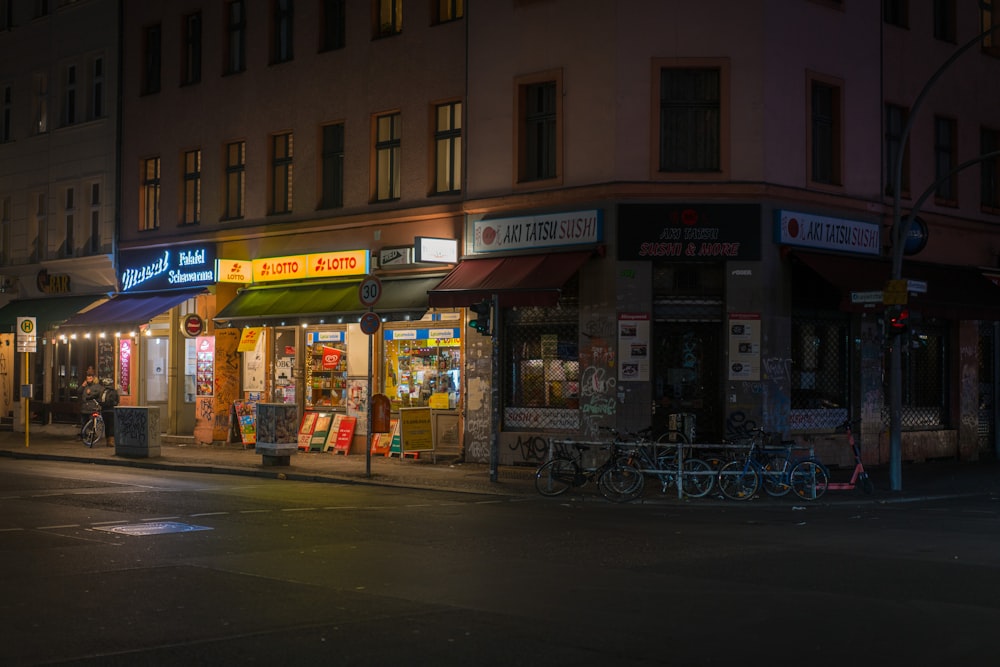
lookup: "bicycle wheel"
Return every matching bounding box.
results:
[761,455,793,497]
[681,458,715,498]
[81,418,104,448]
[717,460,760,500]
[654,429,689,463]
[790,460,829,500]
[534,458,579,497]
[599,462,644,503]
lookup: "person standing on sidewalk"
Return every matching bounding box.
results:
[79,368,102,431]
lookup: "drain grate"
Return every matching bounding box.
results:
[94,521,213,536]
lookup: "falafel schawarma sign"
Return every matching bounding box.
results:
[473,210,602,253]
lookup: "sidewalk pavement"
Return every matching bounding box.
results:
[1,425,998,505]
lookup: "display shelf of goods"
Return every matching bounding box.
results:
[307,343,347,407]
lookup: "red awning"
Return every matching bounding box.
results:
[427,251,593,308]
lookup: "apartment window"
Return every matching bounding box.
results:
[434,101,462,194]
[985,3,1000,57]
[809,77,842,186]
[182,12,202,85]
[225,1,247,74]
[271,0,294,63]
[224,141,246,219]
[89,182,100,253]
[885,103,910,196]
[517,75,560,183]
[142,24,162,95]
[0,0,13,31]
[183,149,201,225]
[141,157,161,230]
[933,0,955,43]
[63,187,75,257]
[320,0,346,51]
[320,122,344,209]
[981,127,1000,211]
[659,67,720,173]
[270,132,294,214]
[377,0,402,37]
[33,72,48,134]
[0,197,10,265]
[374,112,401,201]
[62,64,76,126]
[1,85,10,142]
[934,116,957,203]
[436,0,463,23]
[883,0,908,28]
[31,192,46,262]
[34,0,48,18]
[90,56,104,118]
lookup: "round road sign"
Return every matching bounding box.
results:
[360,311,381,335]
[359,275,382,307]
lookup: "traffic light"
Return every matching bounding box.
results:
[886,306,910,336]
[468,300,492,335]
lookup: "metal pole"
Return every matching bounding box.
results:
[489,292,500,483]
[366,306,373,479]
[888,21,1000,491]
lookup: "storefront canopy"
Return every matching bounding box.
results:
[791,251,1000,320]
[58,289,206,330]
[426,250,593,308]
[0,295,107,334]
[214,277,442,325]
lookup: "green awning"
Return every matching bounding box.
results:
[0,295,108,334]
[214,277,442,325]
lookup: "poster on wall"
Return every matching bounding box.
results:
[728,313,761,381]
[118,338,133,395]
[242,328,266,392]
[346,378,368,435]
[195,336,215,396]
[618,313,650,382]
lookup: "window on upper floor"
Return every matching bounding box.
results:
[0,197,10,265]
[270,132,294,214]
[436,0,463,23]
[320,0,346,51]
[934,115,957,204]
[62,186,75,258]
[61,64,77,126]
[516,72,561,184]
[142,24,162,95]
[30,192,46,262]
[33,72,48,135]
[141,157,160,230]
[374,112,401,201]
[319,122,345,209]
[984,3,1000,58]
[272,0,294,63]
[885,103,911,197]
[658,66,722,174]
[883,0,908,28]
[182,12,202,85]
[183,149,201,225]
[34,0,49,19]
[377,0,402,38]
[225,1,247,75]
[981,127,1000,212]
[809,76,843,187]
[90,56,104,119]
[88,182,101,253]
[434,101,462,194]
[1,85,11,142]
[933,0,955,43]
[224,141,246,220]
[0,0,13,30]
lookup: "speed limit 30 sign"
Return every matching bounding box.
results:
[358,275,382,307]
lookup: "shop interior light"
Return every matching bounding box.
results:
[70,333,77,340]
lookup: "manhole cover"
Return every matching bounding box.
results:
[95,522,213,536]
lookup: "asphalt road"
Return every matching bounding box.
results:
[2,458,999,666]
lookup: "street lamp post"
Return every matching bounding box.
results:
[888,20,1000,491]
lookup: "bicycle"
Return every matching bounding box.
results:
[716,428,796,500]
[611,429,716,500]
[789,418,873,500]
[80,399,105,448]
[534,433,639,502]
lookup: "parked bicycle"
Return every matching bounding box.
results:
[80,399,105,448]
[610,428,716,500]
[534,430,641,502]
[789,418,873,500]
[716,428,799,500]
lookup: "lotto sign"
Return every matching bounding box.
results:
[238,327,265,352]
[16,317,37,353]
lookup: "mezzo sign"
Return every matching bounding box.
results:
[120,244,217,292]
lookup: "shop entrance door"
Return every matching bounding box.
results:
[144,336,169,422]
[651,322,722,442]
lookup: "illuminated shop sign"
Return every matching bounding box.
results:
[251,249,370,283]
[473,210,603,253]
[120,244,217,292]
[217,259,252,283]
[414,237,458,264]
[618,203,761,261]
[775,209,880,256]
[307,330,345,344]
[384,328,461,340]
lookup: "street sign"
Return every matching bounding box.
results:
[358,275,382,307]
[359,311,381,335]
[16,317,37,353]
[850,291,884,304]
